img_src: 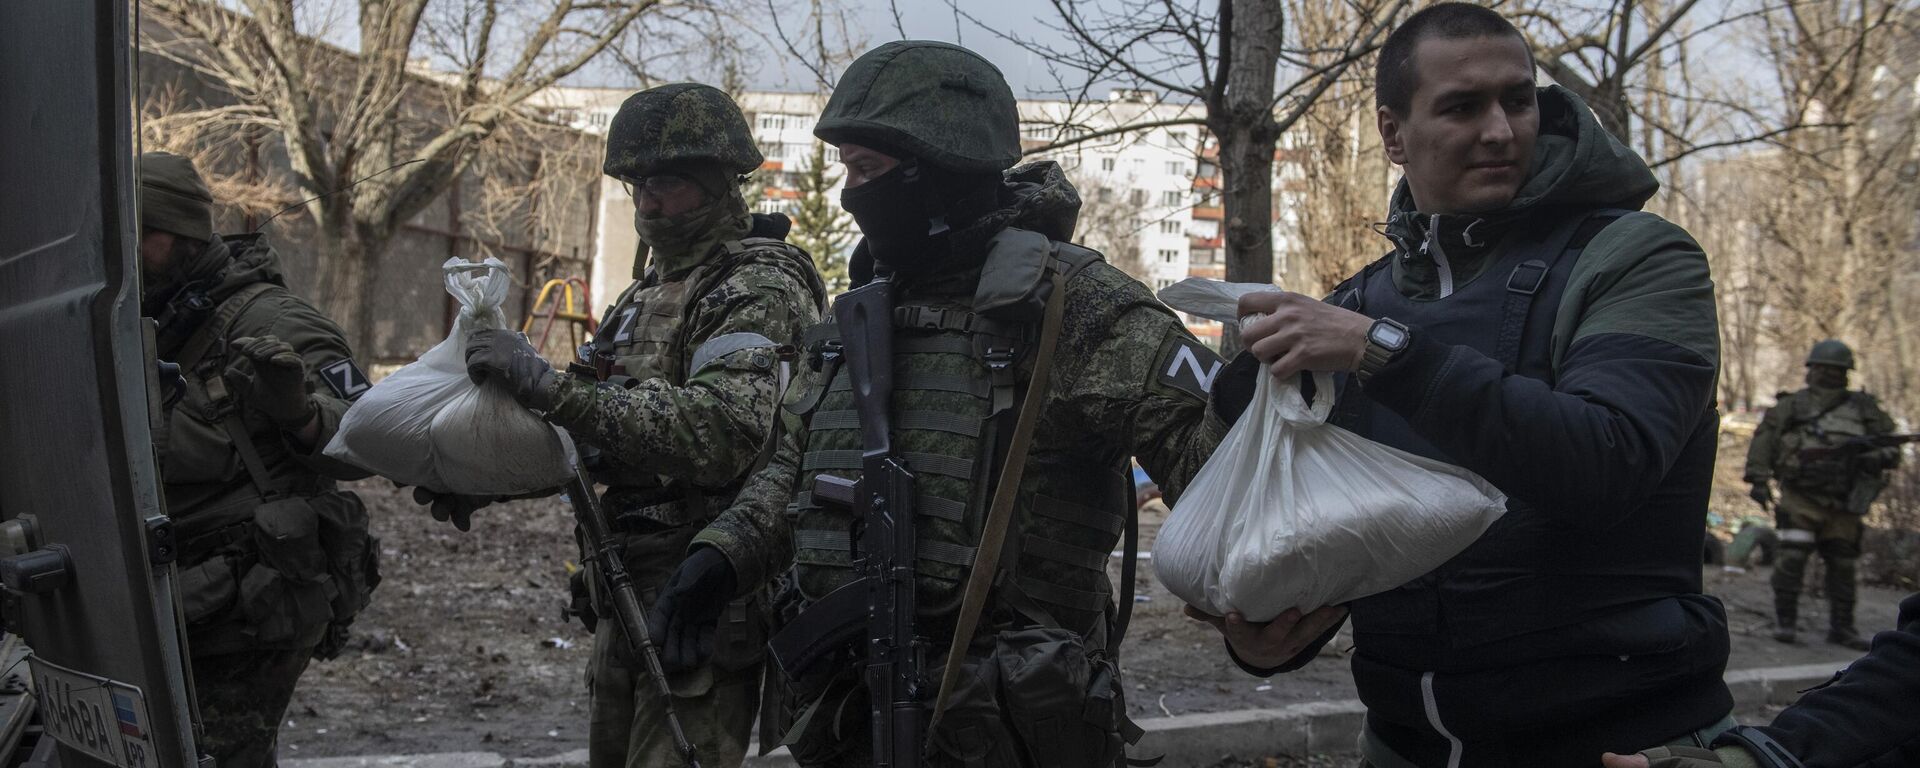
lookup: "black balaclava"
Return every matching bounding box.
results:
[840,157,1001,279]
[1806,364,1849,394]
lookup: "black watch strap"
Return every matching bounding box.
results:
[1710,726,1805,768]
[1356,317,1409,384]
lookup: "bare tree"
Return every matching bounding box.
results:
[1065,165,1151,280]
[954,0,1408,316]
[141,0,680,351]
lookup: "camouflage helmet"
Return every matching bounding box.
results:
[1806,339,1855,369]
[814,41,1021,174]
[604,83,762,179]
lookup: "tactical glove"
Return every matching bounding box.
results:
[465,329,556,410]
[228,335,315,428]
[647,545,738,671]
[1748,482,1773,509]
[411,487,493,532]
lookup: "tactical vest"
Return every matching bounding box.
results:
[1775,390,1876,501]
[585,237,826,528]
[786,233,1131,640]
[1329,209,1715,656]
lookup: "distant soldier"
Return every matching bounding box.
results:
[437,84,827,768]
[141,151,381,767]
[1745,339,1903,649]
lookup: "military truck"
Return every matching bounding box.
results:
[0,1,205,765]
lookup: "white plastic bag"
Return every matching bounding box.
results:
[1152,278,1507,621]
[323,257,576,495]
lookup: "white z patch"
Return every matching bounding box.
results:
[612,307,640,344]
[1157,337,1224,397]
[319,358,372,401]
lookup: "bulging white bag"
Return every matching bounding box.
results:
[324,257,576,495]
[1152,278,1507,621]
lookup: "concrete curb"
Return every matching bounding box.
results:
[283,661,1850,768]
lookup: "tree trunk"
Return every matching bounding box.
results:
[313,204,380,358]
[1215,0,1284,354]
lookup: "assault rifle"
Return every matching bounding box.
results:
[765,277,926,768]
[1797,433,1920,462]
[562,445,702,768]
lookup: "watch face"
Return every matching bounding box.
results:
[1371,322,1409,350]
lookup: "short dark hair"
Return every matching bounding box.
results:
[1375,3,1530,115]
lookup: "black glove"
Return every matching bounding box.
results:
[411,487,493,532]
[564,567,599,634]
[465,329,556,410]
[647,546,738,671]
[1210,351,1261,425]
[1749,481,1774,509]
[227,335,316,428]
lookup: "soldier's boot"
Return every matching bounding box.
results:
[1771,545,1812,644]
[1824,556,1871,651]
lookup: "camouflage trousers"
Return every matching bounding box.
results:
[586,618,760,768]
[1772,490,1865,631]
[190,647,313,768]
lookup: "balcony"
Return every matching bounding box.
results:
[1191,206,1224,221]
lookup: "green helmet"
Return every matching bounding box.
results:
[604,83,762,179]
[814,41,1021,174]
[1806,339,1855,369]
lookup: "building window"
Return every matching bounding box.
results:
[1131,189,1148,206]
[1021,122,1053,141]
[1165,161,1185,176]
[758,114,783,131]
[1160,221,1181,235]
[1162,190,1182,206]
[763,143,784,160]
[824,145,841,163]
[1159,249,1179,263]
[1101,157,1116,172]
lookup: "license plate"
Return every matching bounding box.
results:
[27,656,159,768]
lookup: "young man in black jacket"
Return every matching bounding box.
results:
[1190,4,1731,765]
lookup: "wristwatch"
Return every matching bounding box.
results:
[1356,317,1411,384]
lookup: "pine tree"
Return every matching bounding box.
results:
[789,140,854,293]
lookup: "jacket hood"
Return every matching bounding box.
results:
[1382,85,1659,272]
[202,233,290,300]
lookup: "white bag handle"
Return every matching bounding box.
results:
[1268,370,1337,427]
[443,257,511,331]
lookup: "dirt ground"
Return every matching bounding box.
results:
[283,431,1911,758]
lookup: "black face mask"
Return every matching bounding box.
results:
[840,161,953,277]
[1807,365,1849,392]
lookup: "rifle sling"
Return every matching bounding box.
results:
[929,269,1068,729]
[187,283,288,500]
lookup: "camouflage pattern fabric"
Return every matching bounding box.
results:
[538,229,823,768]
[694,162,1230,767]
[189,637,314,767]
[814,41,1022,174]
[605,83,764,179]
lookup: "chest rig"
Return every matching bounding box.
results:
[1777,390,1874,499]
[786,230,1130,640]
[578,238,815,527]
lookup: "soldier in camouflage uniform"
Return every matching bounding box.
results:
[650,42,1236,768]
[454,84,826,768]
[140,151,381,768]
[1745,339,1902,650]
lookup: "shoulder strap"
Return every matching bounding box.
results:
[929,264,1070,729]
[1493,208,1629,371]
[187,282,288,499]
[178,282,278,373]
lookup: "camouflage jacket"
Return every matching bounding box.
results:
[537,217,827,524]
[1745,387,1900,504]
[694,162,1232,595]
